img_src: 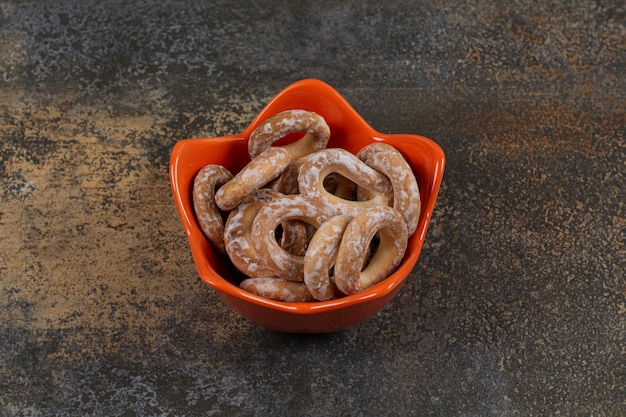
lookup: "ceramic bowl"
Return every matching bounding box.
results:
[170,79,445,333]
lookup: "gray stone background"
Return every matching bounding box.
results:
[1,0,624,415]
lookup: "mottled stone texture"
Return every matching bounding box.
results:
[0,0,624,415]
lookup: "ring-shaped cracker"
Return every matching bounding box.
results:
[251,194,337,281]
[334,205,408,295]
[248,109,330,158]
[215,110,330,211]
[223,188,281,277]
[192,164,234,253]
[358,142,421,236]
[297,148,393,217]
[240,277,315,302]
[303,215,352,301]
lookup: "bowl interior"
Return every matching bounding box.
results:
[170,79,445,328]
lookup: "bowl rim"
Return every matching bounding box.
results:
[170,78,445,316]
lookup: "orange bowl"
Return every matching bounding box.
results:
[170,79,445,333]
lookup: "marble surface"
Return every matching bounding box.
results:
[1,0,624,415]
